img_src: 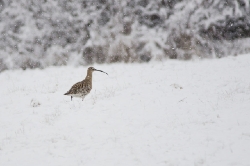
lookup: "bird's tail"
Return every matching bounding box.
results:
[64,92,69,95]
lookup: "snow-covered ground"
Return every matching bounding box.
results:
[0,54,250,166]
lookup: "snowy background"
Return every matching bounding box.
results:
[0,0,250,70]
[1,0,250,166]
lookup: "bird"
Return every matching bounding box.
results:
[64,67,108,101]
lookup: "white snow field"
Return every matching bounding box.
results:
[0,54,250,166]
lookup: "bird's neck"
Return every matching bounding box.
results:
[85,71,92,82]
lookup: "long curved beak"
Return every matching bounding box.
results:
[95,69,108,75]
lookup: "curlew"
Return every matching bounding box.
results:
[64,67,108,101]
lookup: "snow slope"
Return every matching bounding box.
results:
[0,55,250,166]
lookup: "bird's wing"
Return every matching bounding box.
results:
[64,81,83,95]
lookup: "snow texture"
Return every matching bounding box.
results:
[0,0,250,71]
[0,54,250,166]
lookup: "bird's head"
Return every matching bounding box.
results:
[87,67,108,75]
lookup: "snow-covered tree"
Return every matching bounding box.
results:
[0,0,249,71]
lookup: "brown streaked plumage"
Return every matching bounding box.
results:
[64,67,108,101]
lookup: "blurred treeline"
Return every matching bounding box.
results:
[0,0,250,71]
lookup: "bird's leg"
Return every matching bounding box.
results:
[82,96,85,101]
[71,96,73,101]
